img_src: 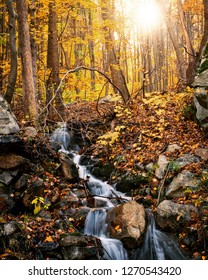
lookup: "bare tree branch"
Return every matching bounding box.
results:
[38,66,124,119]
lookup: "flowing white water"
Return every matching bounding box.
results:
[74,154,128,260]
[50,125,188,260]
[50,123,71,152]
[84,208,128,260]
[73,154,114,197]
[100,238,128,260]
[136,209,187,260]
[84,209,107,237]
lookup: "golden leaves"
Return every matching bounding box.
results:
[114,225,122,233]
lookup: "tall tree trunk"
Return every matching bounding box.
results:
[87,9,95,90]
[0,3,7,93]
[16,0,37,123]
[29,0,37,94]
[156,0,187,84]
[5,0,17,104]
[101,0,130,103]
[197,0,208,68]
[47,0,65,119]
[177,0,196,85]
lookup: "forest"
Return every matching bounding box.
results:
[0,0,208,260]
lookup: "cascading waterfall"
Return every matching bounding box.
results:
[100,238,128,260]
[84,209,107,237]
[50,123,71,152]
[84,209,128,260]
[73,154,114,197]
[50,123,189,260]
[136,209,187,260]
[74,154,128,260]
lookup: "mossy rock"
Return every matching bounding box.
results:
[116,174,148,194]
[91,161,114,180]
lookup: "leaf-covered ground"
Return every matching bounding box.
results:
[90,92,206,166]
[68,91,208,259]
[6,91,207,260]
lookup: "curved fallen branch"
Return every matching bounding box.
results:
[38,66,124,120]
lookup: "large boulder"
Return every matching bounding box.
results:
[192,69,208,87]
[59,233,103,260]
[194,148,208,161]
[193,91,208,122]
[166,170,201,199]
[0,154,29,170]
[106,201,146,249]
[59,153,79,181]
[116,173,148,194]
[193,90,208,131]
[156,200,198,231]
[0,94,19,134]
[173,153,200,169]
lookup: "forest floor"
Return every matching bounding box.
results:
[64,91,208,259]
[66,91,207,167]
[8,90,208,260]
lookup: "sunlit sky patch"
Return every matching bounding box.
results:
[120,0,163,33]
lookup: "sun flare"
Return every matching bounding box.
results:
[125,0,163,32]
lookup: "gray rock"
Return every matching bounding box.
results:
[174,153,200,168]
[166,144,181,153]
[4,221,19,236]
[60,234,103,260]
[192,70,208,87]
[59,234,89,247]
[62,207,91,229]
[145,162,154,171]
[56,188,82,210]
[106,201,146,249]
[193,91,208,122]
[166,170,200,198]
[37,210,52,222]
[0,171,13,185]
[0,135,20,144]
[14,174,30,190]
[0,94,19,134]
[194,148,208,161]
[0,169,19,185]
[61,245,101,260]
[156,200,198,231]
[155,155,169,179]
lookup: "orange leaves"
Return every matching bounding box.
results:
[44,235,54,243]
[114,225,122,233]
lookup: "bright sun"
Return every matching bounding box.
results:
[126,0,163,32]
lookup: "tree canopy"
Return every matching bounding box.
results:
[0,0,208,121]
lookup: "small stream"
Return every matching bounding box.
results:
[50,124,188,260]
[73,154,128,259]
[136,209,187,260]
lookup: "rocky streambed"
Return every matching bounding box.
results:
[0,94,207,260]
